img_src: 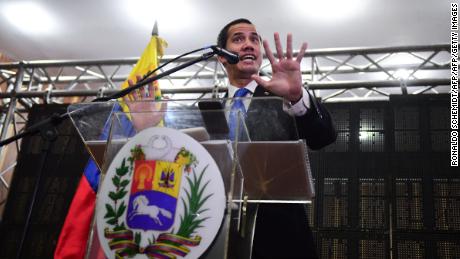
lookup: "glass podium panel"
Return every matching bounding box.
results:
[68,97,314,259]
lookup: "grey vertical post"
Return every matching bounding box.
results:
[0,63,24,165]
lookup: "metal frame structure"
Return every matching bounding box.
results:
[0,44,451,200]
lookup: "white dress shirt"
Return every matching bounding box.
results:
[227,80,311,116]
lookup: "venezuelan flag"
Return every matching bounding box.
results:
[54,26,167,259]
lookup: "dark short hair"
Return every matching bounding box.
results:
[217,18,253,49]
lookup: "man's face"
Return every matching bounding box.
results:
[222,23,263,79]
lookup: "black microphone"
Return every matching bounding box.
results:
[210,45,239,64]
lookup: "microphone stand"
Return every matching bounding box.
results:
[0,50,216,147]
[4,48,216,259]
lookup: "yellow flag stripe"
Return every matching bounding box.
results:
[119,35,168,114]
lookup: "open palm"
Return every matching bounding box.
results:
[252,33,307,102]
[123,76,166,130]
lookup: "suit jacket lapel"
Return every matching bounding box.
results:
[224,85,270,97]
[253,85,273,97]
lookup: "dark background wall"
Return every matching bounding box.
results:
[309,94,459,259]
[0,104,89,259]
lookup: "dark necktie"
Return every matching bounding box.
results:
[229,88,250,140]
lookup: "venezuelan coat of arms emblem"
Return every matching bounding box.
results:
[96,127,226,258]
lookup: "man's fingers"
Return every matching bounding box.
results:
[141,85,149,98]
[296,42,308,63]
[152,84,160,99]
[286,33,293,60]
[274,32,283,61]
[128,79,135,86]
[148,82,155,98]
[263,40,276,65]
[123,95,131,103]
[127,77,141,100]
[133,75,144,97]
[126,79,136,101]
[251,75,270,90]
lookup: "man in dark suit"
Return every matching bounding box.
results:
[216,18,337,258]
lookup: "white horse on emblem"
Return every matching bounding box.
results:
[128,195,173,226]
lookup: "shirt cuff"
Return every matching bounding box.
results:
[284,88,311,116]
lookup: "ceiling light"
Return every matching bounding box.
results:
[2,2,57,35]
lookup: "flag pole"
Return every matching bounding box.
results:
[152,20,159,36]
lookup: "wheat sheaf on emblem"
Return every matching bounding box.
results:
[103,142,213,258]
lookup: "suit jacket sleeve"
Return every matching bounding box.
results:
[295,93,337,150]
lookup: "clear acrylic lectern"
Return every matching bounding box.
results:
[67,97,314,259]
